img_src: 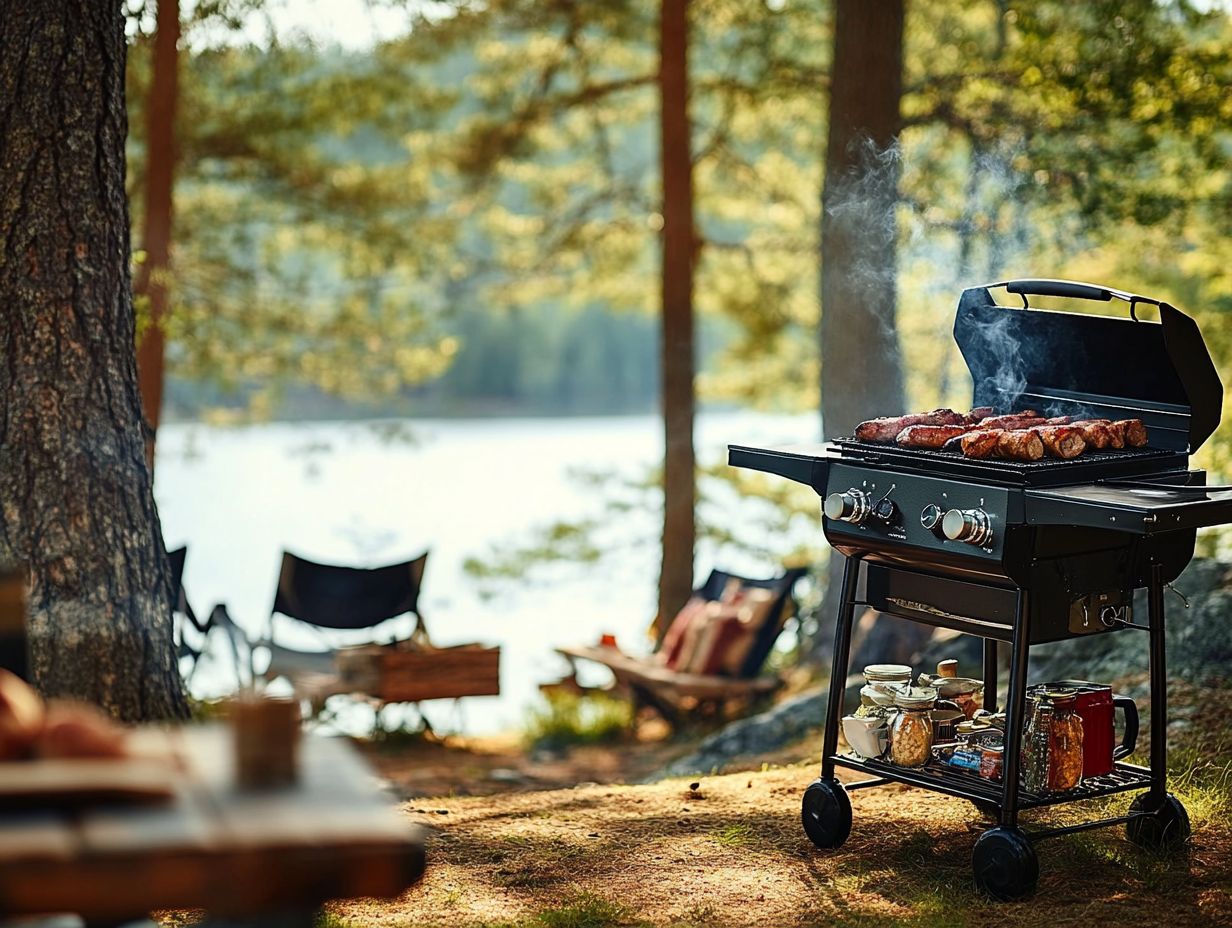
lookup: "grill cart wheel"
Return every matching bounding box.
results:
[972,826,1039,901]
[1126,793,1191,851]
[801,777,852,850]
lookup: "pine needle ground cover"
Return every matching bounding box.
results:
[329,747,1231,928]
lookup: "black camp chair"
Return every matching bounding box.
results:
[254,550,430,708]
[169,546,250,686]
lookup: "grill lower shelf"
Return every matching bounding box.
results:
[832,753,1153,809]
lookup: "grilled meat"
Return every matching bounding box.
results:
[958,430,1005,459]
[957,428,1045,461]
[855,409,966,442]
[1116,418,1149,447]
[896,425,970,448]
[1029,425,1086,459]
[962,406,997,425]
[1071,419,1124,450]
[997,429,1046,461]
[977,413,1046,431]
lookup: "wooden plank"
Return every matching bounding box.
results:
[556,646,779,696]
[337,644,501,702]
[0,810,77,863]
[0,757,178,809]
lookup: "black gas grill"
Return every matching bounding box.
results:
[729,279,1229,900]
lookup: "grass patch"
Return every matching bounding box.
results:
[711,823,756,847]
[673,901,720,927]
[523,691,634,751]
[314,914,356,928]
[534,893,632,928]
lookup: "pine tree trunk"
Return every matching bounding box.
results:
[135,0,180,470]
[0,0,188,721]
[816,0,906,656]
[657,0,697,630]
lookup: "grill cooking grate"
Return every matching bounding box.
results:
[835,439,1173,470]
[833,438,1183,487]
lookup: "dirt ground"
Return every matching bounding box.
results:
[356,733,687,800]
[330,684,1232,928]
[330,760,1231,928]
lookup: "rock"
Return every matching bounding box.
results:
[653,689,825,778]
[1029,557,1232,686]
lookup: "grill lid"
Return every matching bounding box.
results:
[955,279,1223,453]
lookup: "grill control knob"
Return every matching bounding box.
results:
[872,497,898,524]
[920,504,944,534]
[824,488,871,524]
[942,508,993,546]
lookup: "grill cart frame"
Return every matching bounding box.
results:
[729,279,1224,900]
[812,553,1182,901]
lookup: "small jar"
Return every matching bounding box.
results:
[888,687,936,768]
[864,664,913,686]
[1022,701,1054,794]
[979,745,1004,781]
[1046,689,1084,791]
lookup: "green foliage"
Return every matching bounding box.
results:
[124,2,1232,435]
[522,691,634,751]
[533,893,632,928]
[186,696,229,722]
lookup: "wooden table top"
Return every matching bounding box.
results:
[0,725,425,920]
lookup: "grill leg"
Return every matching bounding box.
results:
[998,590,1031,828]
[821,553,863,779]
[1148,561,1167,802]
[982,638,998,713]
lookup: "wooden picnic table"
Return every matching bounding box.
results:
[0,725,425,921]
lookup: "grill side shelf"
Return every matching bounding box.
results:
[1025,483,1232,534]
[727,443,835,491]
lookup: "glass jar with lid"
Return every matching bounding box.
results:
[888,686,936,768]
[1045,688,1084,791]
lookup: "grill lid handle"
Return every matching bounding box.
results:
[995,278,1164,320]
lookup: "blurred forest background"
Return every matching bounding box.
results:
[123,0,1232,646]
[130,1,1231,421]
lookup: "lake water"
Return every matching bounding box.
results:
[154,410,819,735]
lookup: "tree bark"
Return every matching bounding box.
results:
[134,0,180,470]
[816,0,906,654]
[656,0,697,631]
[0,0,188,721]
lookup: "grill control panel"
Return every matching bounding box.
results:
[822,463,1017,561]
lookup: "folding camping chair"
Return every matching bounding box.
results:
[252,550,498,729]
[556,565,808,727]
[169,546,249,686]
